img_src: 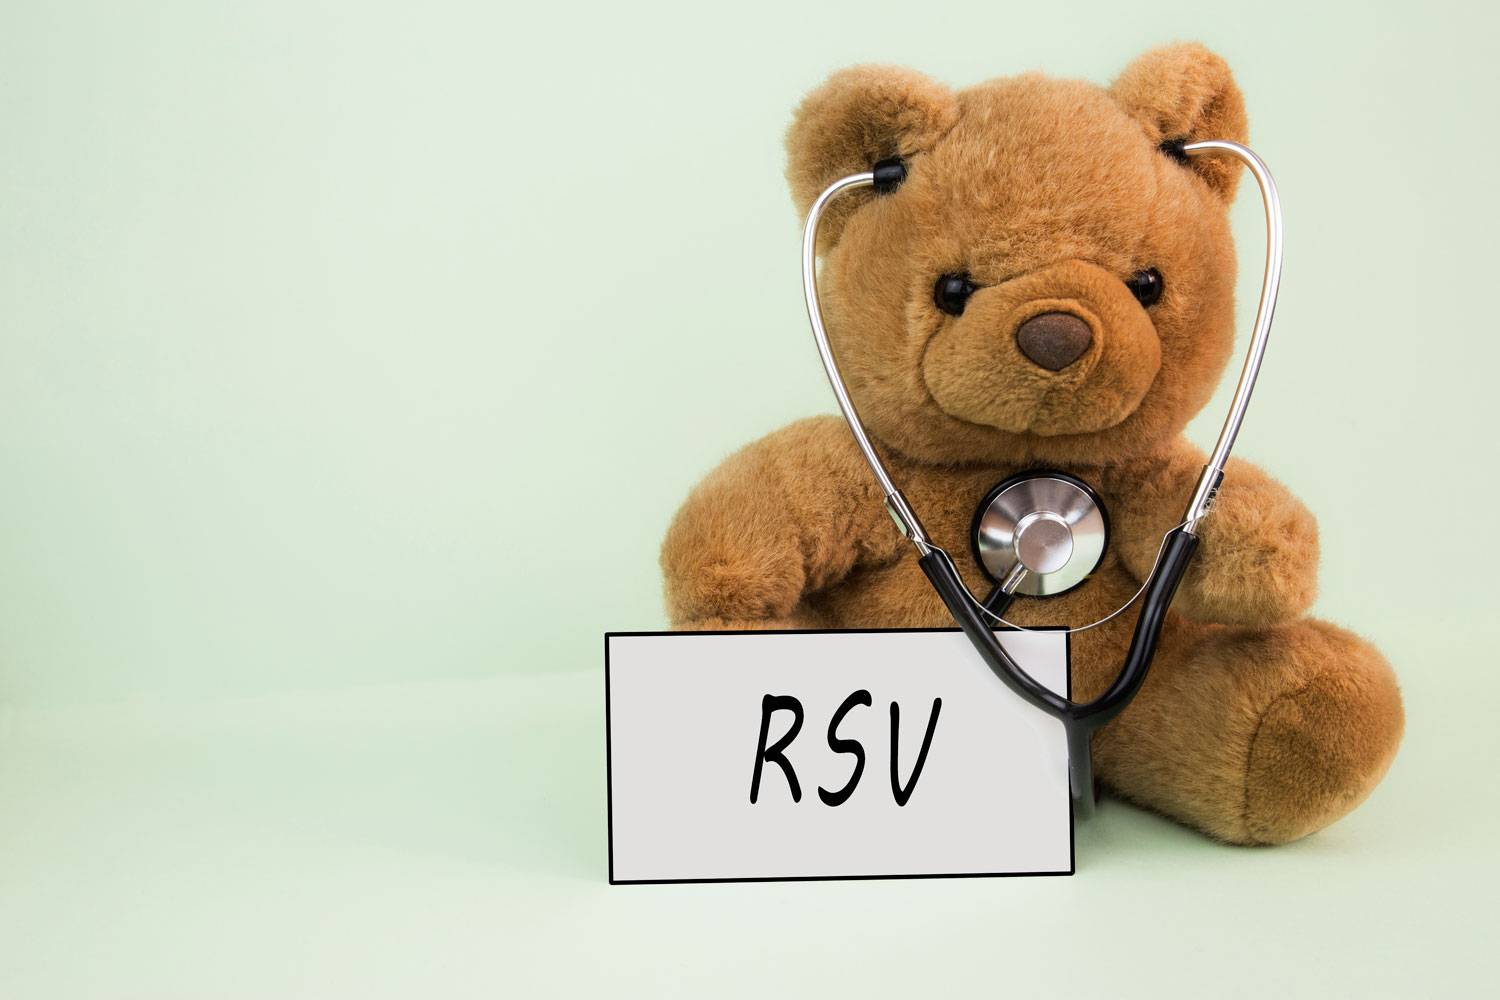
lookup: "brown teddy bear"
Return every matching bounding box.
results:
[660,44,1402,845]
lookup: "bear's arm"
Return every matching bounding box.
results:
[1102,443,1319,627]
[660,415,907,627]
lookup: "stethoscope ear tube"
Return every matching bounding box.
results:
[919,528,1200,817]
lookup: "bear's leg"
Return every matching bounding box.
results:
[673,608,828,631]
[1091,618,1404,844]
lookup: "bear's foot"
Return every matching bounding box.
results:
[1095,619,1404,844]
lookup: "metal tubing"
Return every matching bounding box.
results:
[800,172,934,550]
[1180,140,1283,530]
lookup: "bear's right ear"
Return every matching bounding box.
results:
[785,65,958,244]
[1110,44,1248,201]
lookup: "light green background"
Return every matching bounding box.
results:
[1,1,1496,996]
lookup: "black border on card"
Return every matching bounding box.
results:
[604,626,1075,885]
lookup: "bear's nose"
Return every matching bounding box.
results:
[1015,312,1093,371]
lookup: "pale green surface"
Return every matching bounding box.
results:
[0,631,1491,998]
[1,0,1497,996]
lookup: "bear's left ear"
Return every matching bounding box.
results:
[785,65,958,243]
[1110,43,1248,200]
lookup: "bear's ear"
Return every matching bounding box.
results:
[1110,43,1248,200]
[785,65,958,241]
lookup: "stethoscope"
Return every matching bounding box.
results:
[801,139,1282,818]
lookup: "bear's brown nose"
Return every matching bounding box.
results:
[1015,312,1093,371]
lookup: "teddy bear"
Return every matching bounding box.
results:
[659,44,1403,845]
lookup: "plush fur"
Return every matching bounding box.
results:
[661,45,1402,845]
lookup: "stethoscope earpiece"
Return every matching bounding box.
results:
[871,157,908,194]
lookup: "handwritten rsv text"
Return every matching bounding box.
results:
[749,691,942,807]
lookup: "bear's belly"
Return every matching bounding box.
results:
[792,459,1201,699]
[801,548,1167,703]
[806,548,1136,628]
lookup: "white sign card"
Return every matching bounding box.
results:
[605,628,1073,884]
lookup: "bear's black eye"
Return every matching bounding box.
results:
[934,273,977,316]
[1125,268,1164,308]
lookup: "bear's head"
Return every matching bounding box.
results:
[787,44,1248,466]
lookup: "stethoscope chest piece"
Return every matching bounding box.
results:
[971,471,1108,597]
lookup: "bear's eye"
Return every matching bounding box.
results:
[933,273,977,316]
[1125,268,1164,308]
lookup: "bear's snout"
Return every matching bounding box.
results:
[1016,312,1093,371]
[918,259,1163,437]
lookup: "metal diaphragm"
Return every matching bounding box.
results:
[972,471,1109,597]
